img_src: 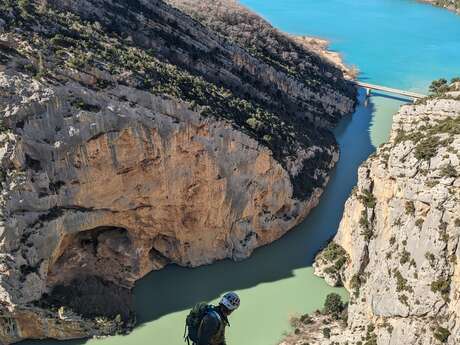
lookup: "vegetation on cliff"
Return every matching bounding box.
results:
[0,0,357,343]
[0,0,356,199]
[293,81,460,344]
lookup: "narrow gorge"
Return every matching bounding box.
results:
[284,82,460,345]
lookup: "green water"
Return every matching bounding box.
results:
[22,1,460,344]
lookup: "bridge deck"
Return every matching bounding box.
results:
[354,81,426,99]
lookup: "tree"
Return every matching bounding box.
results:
[323,293,344,317]
[429,78,449,95]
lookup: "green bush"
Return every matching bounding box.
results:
[431,277,451,298]
[415,218,424,228]
[433,326,450,343]
[394,270,412,292]
[405,201,415,216]
[429,78,449,95]
[414,137,440,160]
[322,327,331,339]
[321,242,346,263]
[323,293,344,316]
[440,163,458,178]
[358,190,376,208]
[400,249,411,265]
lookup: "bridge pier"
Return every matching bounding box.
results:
[366,88,371,97]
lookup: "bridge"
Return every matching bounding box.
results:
[353,81,426,100]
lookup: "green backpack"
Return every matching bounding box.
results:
[184,302,213,344]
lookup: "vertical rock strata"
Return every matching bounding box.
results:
[0,0,356,343]
[310,95,460,345]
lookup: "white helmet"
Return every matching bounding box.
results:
[220,291,240,310]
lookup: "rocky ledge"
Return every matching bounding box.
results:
[0,0,356,343]
[284,82,460,345]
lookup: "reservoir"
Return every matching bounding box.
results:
[22,0,460,344]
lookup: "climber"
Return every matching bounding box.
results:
[184,291,240,345]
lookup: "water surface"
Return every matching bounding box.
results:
[23,1,460,345]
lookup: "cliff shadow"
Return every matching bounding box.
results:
[20,90,376,345]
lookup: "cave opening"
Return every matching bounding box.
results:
[43,226,139,323]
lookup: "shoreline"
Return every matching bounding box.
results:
[417,0,460,14]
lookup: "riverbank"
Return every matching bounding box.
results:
[291,35,358,80]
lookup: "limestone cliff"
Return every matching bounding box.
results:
[166,0,357,78]
[0,0,356,343]
[286,87,460,344]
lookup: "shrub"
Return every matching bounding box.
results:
[414,137,440,160]
[429,78,449,95]
[350,274,362,297]
[415,218,424,228]
[431,277,451,299]
[323,293,344,316]
[358,189,376,208]
[322,327,331,339]
[405,201,415,216]
[400,249,410,265]
[363,324,377,345]
[440,163,458,178]
[359,210,372,240]
[245,117,263,130]
[321,242,347,264]
[433,326,450,343]
[394,270,412,292]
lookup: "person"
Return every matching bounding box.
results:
[196,291,240,345]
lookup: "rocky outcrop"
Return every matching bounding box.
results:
[297,92,460,344]
[0,0,356,343]
[420,0,460,14]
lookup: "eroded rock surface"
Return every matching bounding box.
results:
[0,0,355,343]
[293,96,460,344]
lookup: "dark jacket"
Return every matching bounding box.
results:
[196,307,228,345]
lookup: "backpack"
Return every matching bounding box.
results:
[184,302,214,344]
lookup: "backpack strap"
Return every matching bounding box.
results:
[209,310,222,323]
[209,308,230,327]
[183,323,189,344]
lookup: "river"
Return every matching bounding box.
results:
[22,0,460,344]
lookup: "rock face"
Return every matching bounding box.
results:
[166,0,357,79]
[308,95,460,345]
[0,0,355,343]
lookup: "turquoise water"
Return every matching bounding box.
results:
[22,1,460,345]
[240,0,460,146]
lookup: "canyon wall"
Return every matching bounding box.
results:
[0,0,355,343]
[287,90,460,344]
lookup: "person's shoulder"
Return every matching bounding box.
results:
[204,308,222,324]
